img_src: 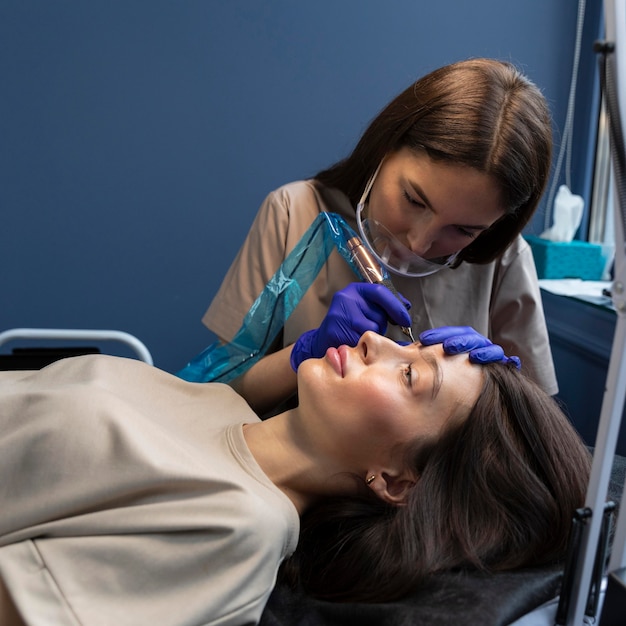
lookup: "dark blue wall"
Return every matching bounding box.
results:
[1,0,602,372]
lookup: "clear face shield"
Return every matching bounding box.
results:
[356,163,459,278]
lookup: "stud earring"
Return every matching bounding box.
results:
[366,474,376,485]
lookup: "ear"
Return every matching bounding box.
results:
[368,469,417,506]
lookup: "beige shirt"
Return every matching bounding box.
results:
[203,180,558,395]
[0,355,299,626]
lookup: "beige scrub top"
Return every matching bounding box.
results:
[203,180,558,395]
[0,355,299,626]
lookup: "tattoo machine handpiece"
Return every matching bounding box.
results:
[346,236,416,343]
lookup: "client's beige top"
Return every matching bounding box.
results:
[0,355,299,626]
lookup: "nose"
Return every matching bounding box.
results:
[406,222,436,258]
[357,330,381,362]
[358,330,405,362]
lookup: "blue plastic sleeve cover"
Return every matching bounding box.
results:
[177,212,362,383]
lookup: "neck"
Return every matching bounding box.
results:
[242,409,354,515]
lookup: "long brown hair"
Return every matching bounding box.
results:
[314,58,553,265]
[282,363,590,602]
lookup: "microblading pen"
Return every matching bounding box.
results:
[346,236,416,343]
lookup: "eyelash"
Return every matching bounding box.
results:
[403,190,425,208]
[457,227,477,239]
[404,364,412,384]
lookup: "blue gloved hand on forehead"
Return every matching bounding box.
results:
[290,282,412,372]
[419,326,521,370]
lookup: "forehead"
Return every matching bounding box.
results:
[386,148,504,208]
[419,343,484,404]
[403,149,497,189]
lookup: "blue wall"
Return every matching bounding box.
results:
[1,0,602,372]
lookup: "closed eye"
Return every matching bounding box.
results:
[403,364,412,385]
[403,190,426,208]
[456,226,479,239]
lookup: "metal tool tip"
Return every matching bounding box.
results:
[402,327,416,343]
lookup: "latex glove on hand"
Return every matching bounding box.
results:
[290,282,412,372]
[419,326,521,370]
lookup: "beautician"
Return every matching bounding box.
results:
[203,58,557,414]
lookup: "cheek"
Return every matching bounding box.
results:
[369,189,408,228]
[295,361,334,417]
[348,385,422,443]
[430,237,468,257]
[299,365,423,444]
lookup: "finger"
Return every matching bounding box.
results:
[505,356,522,370]
[468,345,506,363]
[391,288,411,311]
[419,326,478,345]
[339,316,387,340]
[335,299,389,332]
[354,283,412,327]
[469,349,522,370]
[442,334,493,354]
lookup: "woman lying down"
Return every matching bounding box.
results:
[0,325,590,626]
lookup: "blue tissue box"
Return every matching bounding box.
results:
[524,235,604,280]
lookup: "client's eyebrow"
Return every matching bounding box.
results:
[422,351,443,400]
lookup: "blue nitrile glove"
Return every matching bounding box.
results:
[419,326,521,370]
[290,282,412,372]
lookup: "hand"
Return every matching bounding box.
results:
[290,282,412,372]
[418,326,521,369]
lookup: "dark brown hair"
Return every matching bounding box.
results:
[314,58,553,265]
[282,362,590,602]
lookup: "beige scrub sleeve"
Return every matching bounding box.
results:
[203,180,358,346]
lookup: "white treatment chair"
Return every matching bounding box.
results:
[0,328,153,369]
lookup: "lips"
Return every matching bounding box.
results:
[325,346,344,377]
